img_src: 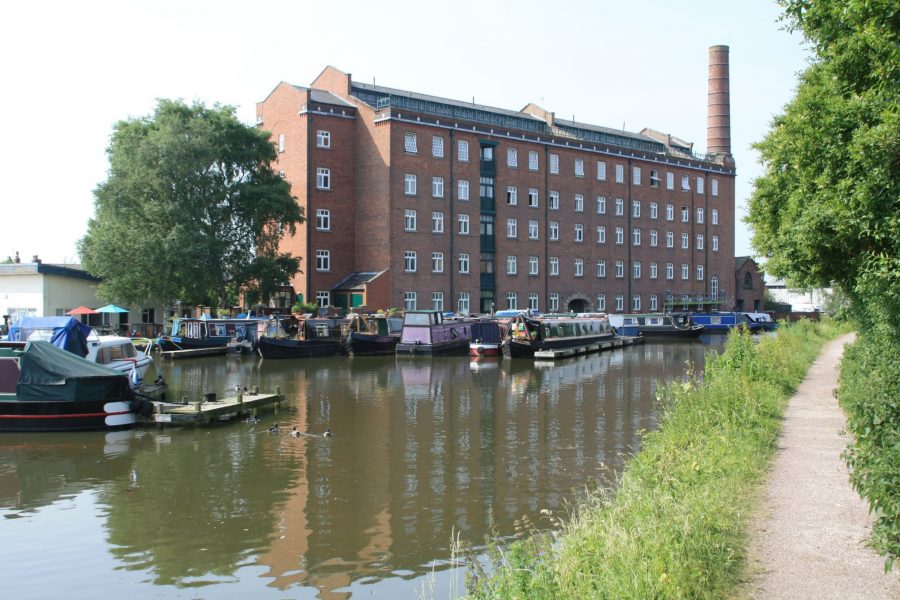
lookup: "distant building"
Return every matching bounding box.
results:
[734,256,765,312]
[257,46,737,314]
[765,277,832,313]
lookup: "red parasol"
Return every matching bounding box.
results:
[66,306,99,315]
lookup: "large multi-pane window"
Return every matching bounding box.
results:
[506,218,517,238]
[404,174,417,195]
[632,295,641,311]
[597,161,607,180]
[404,132,417,153]
[549,221,559,240]
[404,292,417,311]
[507,255,517,275]
[597,225,606,244]
[432,252,444,273]
[529,256,539,275]
[458,214,470,235]
[696,265,704,281]
[575,194,584,212]
[528,293,539,311]
[507,186,518,205]
[458,292,470,314]
[632,228,641,246]
[432,177,444,198]
[529,150,539,171]
[632,200,641,218]
[575,224,584,242]
[696,234,704,250]
[575,158,584,177]
[682,233,690,249]
[615,260,625,278]
[316,291,329,306]
[666,231,674,248]
[632,166,641,185]
[404,209,416,231]
[681,263,689,280]
[316,167,331,190]
[615,293,624,312]
[666,262,675,279]
[650,202,658,219]
[650,229,658,247]
[650,261,658,279]
[574,258,584,277]
[458,180,469,200]
[404,251,417,272]
[650,294,658,311]
[615,227,624,245]
[711,179,719,196]
[597,293,606,311]
[528,219,539,239]
[432,292,444,311]
[528,188,539,207]
[633,261,641,278]
[597,259,606,278]
[711,275,719,297]
[712,235,719,252]
[615,197,624,216]
[597,196,606,215]
[432,212,444,233]
[549,257,559,276]
[549,191,559,210]
[316,130,331,148]
[696,207,704,223]
[507,147,518,167]
[316,208,331,231]
[316,249,330,271]
[666,171,675,190]
[712,209,719,225]
[506,292,518,310]
[549,153,559,174]
[666,203,674,221]
[458,140,469,161]
[432,136,444,158]
[549,293,559,312]
[458,253,470,274]
[615,164,624,183]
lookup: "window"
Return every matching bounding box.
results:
[633,261,641,278]
[316,208,331,231]
[666,203,674,221]
[597,293,606,311]
[696,207,704,224]
[597,196,607,214]
[458,140,469,161]
[650,169,659,188]
[549,256,559,276]
[458,179,469,201]
[278,170,285,179]
[575,194,584,212]
[632,228,641,246]
[549,293,559,312]
[316,291,330,307]
[597,225,606,244]
[528,150,539,171]
[615,293,624,312]
[432,292,444,312]
[506,218,517,238]
[650,202,658,219]
[711,178,719,196]
[529,255,539,275]
[650,229,658,247]
[711,275,719,297]
[458,214,470,235]
[316,167,331,190]
[696,177,704,194]
[597,161,607,180]
[506,292,518,310]
[615,197,624,216]
[597,259,606,278]
[316,249,330,271]
[404,292,417,311]
[681,207,689,222]
[696,265,704,281]
[549,191,559,210]
[632,166,641,185]
[650,261,658,279]
[480,214,494,236]
[712,209,719,225]
[481,144,494,160]
[666,231,674,248]
[575,158,584,177]
[666,262,674,279]
[404,174,417,196]
[458,292,470,314]
[432,252,444,273]
[615,164,624,183]
[404,251,417,272]
[507,147,518,167]
[507,186,518,205]
[432,212,444,233]
[712,235,719,252]
[433,177,444,198]
[528,219,539,239]
[528,188,539,207]
[632,295,641,311]
[549,153,559,174]
[507,255,517,275]
[316,130,331,148]
[458,253,470,274]
[528,293,539,311]
[432,136,444,158]
[403,209,417,231]
[650,294,658,311]
[681,263,689,280]
[615,226,624,245]
[666,171,675,190]
[278,133,285,152]
[575,224,584,242]
[632,200,641,218]
[575,258,584,277]
[681,175,690,191]
[404,132,417,153]
[696,234,704,250]
[615,260,625,278]
[549,221,559,240]
[681,233,689,249]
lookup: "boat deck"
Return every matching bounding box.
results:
[533,338,632,360]
[149,388,283,426]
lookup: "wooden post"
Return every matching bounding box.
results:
[237,392,243,404]
[194,402,201,413]
[181,395,188,405]
[253,385,259,394]
[274,386,281,414]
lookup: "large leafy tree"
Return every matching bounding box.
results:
[79,99,303,309]
[747,0,899,333]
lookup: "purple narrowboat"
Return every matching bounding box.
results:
[395,311,471,356]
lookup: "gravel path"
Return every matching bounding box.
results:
[745,333,899,599]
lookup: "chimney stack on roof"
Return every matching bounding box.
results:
[707,45,731,156]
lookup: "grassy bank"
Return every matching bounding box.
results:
[466,319,845,599]
[839,329,900,569]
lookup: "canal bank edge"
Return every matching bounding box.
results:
[463,319,848,599]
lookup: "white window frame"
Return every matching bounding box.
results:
[597,225,606,244]
[597,161,607,181]
[597,196,606,214]
[632,295,641,311]
[696,176,705,194]
[316,167,331,190]
[650,261,658,279]
[666,171,675,190]
[666,231,674,248]
[432,292,444,312]
[712,235,719,252]
[549,293,559,312]
[615,226,624,245]
[712,209,719,225]
[575,157,584,177]
[681,233,689,249]
[458,292,470,314]
[432,177,444,198]
[597,259,606,278]
[650,229,658,247]
[404,251,417,272]
[432,252,444,273]
[632,228,641,246]
[597,293,606,312]
[681,175,690,191]
[632,200,641,218]
[432,136,444,158]
[278,133,285,153]
[696,234,704,250]
[575,224,584,243]
[316,208,331,231]
[432,211,444,233]
[506,292,518,310]
[316,130,331,148]
[528,292,539,311]
[549,221,559,241]
[575,193,584,212]
[666,203,674,221]
[529,255,539,275]
[528,188,539,208]
[681,263,689,280]
[615,293,624,312]
[528,219,539,240]
[404,209,416,231]
[404,132,418,154]
[615,260,625,278]
[528,150,539,171]
[404,292,417,311]
[549,257,559,276]
[458,253,470,274]
[507,186,518,205]
[316,291,330,307]
[507,147,518,168]
[615,164,624,183]
[316,249,330,271]
[633,261,641,279]
[506,218,518,239]
[696,264,704,281]
[666,262,674,280]
[549,153,559,174]
[650,202,658,219]
[632,166,641,186]
[458,179,469,201]
[574,258,584,277]
[711,178,719,197]
[615,197,624,216]
[404,174,417,196]
[696,207,704,224]
[507,255,517,275]
[650,293,658,311]
[458,140,469,162]
[458,214,470,235]
[549,191,559,210]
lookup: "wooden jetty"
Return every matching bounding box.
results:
[150,386,284,426]
[160,346,228,360]
[533,336,642,360]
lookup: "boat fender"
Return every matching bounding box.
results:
[132,398,155,418]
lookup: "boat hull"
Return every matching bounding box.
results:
[257,337,341,359]
[157,336,230,352]
[502,333,615,358]
[469,343,501,357]
[347,332,399,356]
[638,325,706,339]
[395,338,470,356]
[0,397,135,432]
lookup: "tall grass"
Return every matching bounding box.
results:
[465,319,844,599]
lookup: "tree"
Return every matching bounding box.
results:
[79,99,303,309]
[746,0,899,334]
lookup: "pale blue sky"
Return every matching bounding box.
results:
[1,0,811,264]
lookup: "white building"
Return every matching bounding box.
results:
[765,276,832,312]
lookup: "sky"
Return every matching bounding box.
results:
[1,0,812,265]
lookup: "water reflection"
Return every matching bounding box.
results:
[0,341,718,599]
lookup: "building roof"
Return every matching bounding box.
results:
[735,256,757,272]
[288,85,357,108]
[0,262,100,282]
[332,270,386,291]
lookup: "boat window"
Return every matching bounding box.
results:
[215,325,227,336]
[405,313,433,326]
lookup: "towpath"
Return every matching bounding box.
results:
[745,333,899,599]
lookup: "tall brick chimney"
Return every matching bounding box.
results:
[707,45,731,156]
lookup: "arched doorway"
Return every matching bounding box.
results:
[567,298,589,313]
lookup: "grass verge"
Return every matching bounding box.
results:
[465,319,845,599]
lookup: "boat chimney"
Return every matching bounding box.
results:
[707,45,731,156]
[32,254,41,264]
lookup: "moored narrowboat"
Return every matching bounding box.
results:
[608,313,705,339]
[395,311,471,356]
[502,313,614,358]
[342,313,404,356]
[257,317,344,359]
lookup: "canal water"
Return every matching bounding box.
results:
[0,340,721,599]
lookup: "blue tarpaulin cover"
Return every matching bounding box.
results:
[7,317,92,357]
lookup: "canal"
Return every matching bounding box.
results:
[0,340,720,599]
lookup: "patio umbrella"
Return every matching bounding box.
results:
[67,306,98,315]
[95,304,128,313]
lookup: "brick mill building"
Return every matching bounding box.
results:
[257,46,736,315]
